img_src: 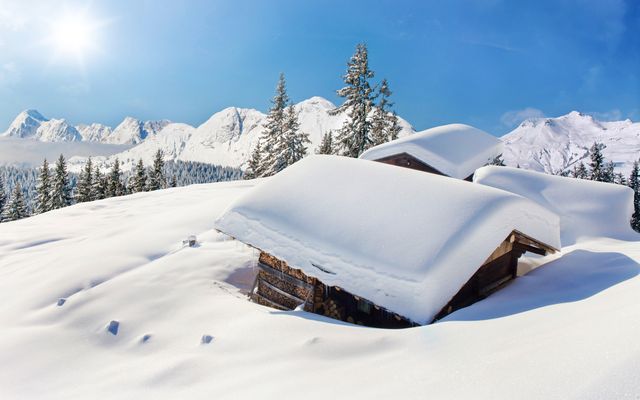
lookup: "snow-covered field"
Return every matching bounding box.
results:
[1,178,640,399]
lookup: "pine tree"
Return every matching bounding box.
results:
[603,161,615,183]
[244,140,264,180]
[107,158,125,197]
[332,43,376,157]
[629,160,640,232]
[261,73,290,176]
[488,154,506,166]
[35,158,52,214]
[132,159,148,192]
[148,149,166,190]
[572,162,588,179]
[76,157,94,203]
[278,105,309,169]
[0,178,6,222]
[92,166,106,200]
[388,111,401,141]
[589,142,606,181]
[2,183,28,222]
[369,78,399,146]
[169,176,177,188]
[316,131,334,155]
[50,154,72,210]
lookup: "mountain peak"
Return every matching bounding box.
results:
[19,109,48,122]
[296,96,336,111]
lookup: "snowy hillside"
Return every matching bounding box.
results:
[1,179,640,399]
[502,111,640,175]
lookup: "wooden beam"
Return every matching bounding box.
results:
[256,262,314,291]
[251,292,289,311]
[257,278,308,305]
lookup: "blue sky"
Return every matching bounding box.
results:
[0,0,637,135]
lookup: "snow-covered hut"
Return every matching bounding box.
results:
[360,124,503,180]
[214,156,560,327]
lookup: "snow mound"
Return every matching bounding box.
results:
[474,166,637,245]
[360,123,503,179]
[215,155,560,324]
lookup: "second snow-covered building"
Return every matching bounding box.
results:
[359,123,503,180]
[215,156,560,327]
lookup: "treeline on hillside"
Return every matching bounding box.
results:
[245,43,401,179]
[0,149,242,222]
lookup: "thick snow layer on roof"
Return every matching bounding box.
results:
[359,123,503,179]
[474,166,637,245]
[215,156,560,324]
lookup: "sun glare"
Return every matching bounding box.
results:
[47,10,106,67]
[52,17,94,55]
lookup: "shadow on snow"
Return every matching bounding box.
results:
[442,249,640,322]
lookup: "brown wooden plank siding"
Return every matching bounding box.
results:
[373,152,475,181]
[249,230,554,328]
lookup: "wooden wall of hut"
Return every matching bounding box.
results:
[251,252,416,329]
[374,152,474,181]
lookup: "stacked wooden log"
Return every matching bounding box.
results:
[322,299,343,320]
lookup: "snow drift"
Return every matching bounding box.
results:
[215,155,560,324]
[474,166,637,245]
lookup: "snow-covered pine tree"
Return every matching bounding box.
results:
[50,154,72,210]
[261,73,290,176]
[244,140,264,180]
[281,105,310,167]
[2,183,28,222]
[488,154,506,166]
[388,111,401,141]
[92,165,106,200]
[331,43,376,158]
[572,162,588,179]
[0,178,6,222]
[316,131,334,155]
[76,157,94,203]
[369,78,399,146]
[629,160,640,232]
[589,142,606,181]
[169,176,177,188]
[107,158,125,197]
[132,159,147,192]
[35,158,52,214]
[603,161,615,183]
[148,149,166,190]
[614,172,627,186]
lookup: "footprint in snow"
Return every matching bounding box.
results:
[201,335,213,344]
[141,334,152,343]
[57,298,66,306]
[107,320,120,335]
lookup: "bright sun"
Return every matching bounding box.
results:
[47,11,107,66]
[52,17,94,55]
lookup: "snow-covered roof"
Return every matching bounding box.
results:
[474,166,637,245]
[359,124,503,179]
[214,156,560,324]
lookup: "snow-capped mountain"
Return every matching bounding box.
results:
[502,111,640,175]
[2,110,82,142]
[99,96,415,171]
[2,110,171,145]
[77,123,113,142]
[106,117,172,145]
